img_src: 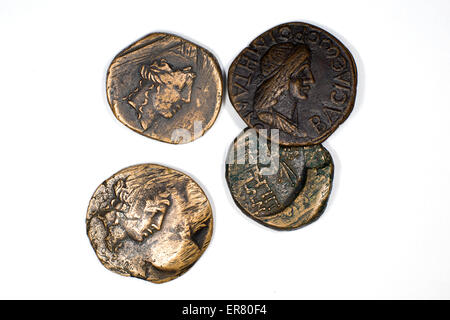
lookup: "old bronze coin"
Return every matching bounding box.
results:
[225,129,334,230]
[228,22,357,146]
[107,33,223,144]
[86,164,213,283]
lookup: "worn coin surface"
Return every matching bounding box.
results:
[228,22,357,146]
[226,129,334,230]
[86,164,213,283]
[107,33,223,144]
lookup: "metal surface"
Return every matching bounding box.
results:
[107,33,223,144]
[226,129,334,230]
[86,164,213,283]
[228,22,357,146]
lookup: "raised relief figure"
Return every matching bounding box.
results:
[124,59,196,131]
[254,43,315,137]
[87,166,212,283]
[98,179,171,252]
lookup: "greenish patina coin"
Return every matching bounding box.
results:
[225,129,334,230]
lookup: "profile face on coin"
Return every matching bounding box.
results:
[107,33,223,144]
[86,164,213,283]
[226,129,334,230]
[228,22,357,146]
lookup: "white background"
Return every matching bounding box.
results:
[1,0,449,299]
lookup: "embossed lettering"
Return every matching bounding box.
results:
[323,106,343,124]
[330,83,350,105]
[310,115,328,134]
[334,71,351,88]
[234,73,252,89]
[249,37,269,52]
[232,81,249,99]
[308,31,320,44]
[332,55,347,72]
[234,101,249,111]
[327,46,340,59]
[320,38,332,49]
[278,26,292,41]
[331,90,347,105]
[237,55,258,73]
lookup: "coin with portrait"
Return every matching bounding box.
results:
[228,22,357,146]
[86,164,213,283]
[225,129,333,230]
[107,33,223,144]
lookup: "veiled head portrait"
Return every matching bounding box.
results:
[86,164,213,283]
[254,43,316,137]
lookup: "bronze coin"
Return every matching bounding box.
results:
[228,22,357,146]
[225,129,334,230]
[86,164,213,283]
[107,33,223,144]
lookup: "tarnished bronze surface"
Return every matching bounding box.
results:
[226,129,334,230]
[107,33,223,144]
[86,164,213,283]
[228,22,357,146]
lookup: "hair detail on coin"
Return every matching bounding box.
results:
[95,176,173,252]
[261,42,299,77]
[123,59,196,131]
[254,43,315,138]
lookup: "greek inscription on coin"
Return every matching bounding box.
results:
[86,164,213,283]
[226,129,334,230]
[228,22,357,146]
[107,33,223,144]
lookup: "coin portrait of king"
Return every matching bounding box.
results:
[86,165,213,283]
[254,43,316,138]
